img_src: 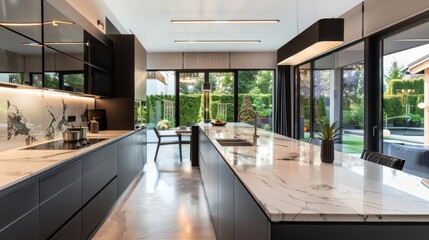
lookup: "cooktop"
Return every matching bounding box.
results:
[22,138,108,150]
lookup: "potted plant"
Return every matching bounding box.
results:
[315,120,342,163]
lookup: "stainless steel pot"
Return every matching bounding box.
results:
[63,131,80,142]
[68,127,88,140]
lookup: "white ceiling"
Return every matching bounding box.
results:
[102,0,362,52]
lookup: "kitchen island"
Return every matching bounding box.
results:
[197,123,429,240]
[0,129,146,239]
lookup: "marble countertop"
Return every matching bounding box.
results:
[200,123,429,222]
[0,130,134,193]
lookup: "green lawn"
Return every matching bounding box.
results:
[301,132,363,154]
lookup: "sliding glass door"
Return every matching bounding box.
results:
[296,41,365,156]
[381,20,429,152]
[175,70,274,130]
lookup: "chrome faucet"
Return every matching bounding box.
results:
[238,109,259,144]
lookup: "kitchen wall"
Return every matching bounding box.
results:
[0,87,94,151]
[147,52,277,70]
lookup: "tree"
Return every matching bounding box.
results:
[239,96,255,124]
[385,60,405,85]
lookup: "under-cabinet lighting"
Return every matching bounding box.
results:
[171,19,279,24]
[22,42,90,47]
[0,20,74,27]
[277,19,344,66]
[175,40,261,44]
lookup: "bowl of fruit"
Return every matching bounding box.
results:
[211,118,227,126]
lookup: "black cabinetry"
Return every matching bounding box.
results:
[96,34,147,130]
[0,181,39,239]
[0,0,114,97]
[198,128,269,240]
[0,131,145,239]
[118,134,137,195]
[81,142,117,204]
[39,160,81,239]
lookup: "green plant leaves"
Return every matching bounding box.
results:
[315,120,342,140]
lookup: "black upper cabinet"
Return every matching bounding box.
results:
[0,26,43,86]
[0,0,42,42]
[0,0,114,97]
[43,1,85,62]
[84,31,114,97]
[44,47,85,93]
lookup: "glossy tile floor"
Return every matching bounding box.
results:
[93,143,216,240]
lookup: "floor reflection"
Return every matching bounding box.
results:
[93,143,215,240]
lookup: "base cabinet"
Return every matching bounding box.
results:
[217,159,234,240]
[234,178,269,240]
[82,143,117,204]
[0,207,39,239]
[51,213,81,240]
[0,131,146,239]
[0,181,39,239]
[82,178,118,239]
[199,130,268,240]
[209,148,219,233]
[39,160,81,239]
[118,134,137,195]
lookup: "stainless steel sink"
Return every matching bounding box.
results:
[216,138,255,147]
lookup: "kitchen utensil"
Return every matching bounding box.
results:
[63,131,80,142]
[67,127,88,140]
[90,118,99,133]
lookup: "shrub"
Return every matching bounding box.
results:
[384,95,403,117]
[179,94,202,126]
[386,78,424,95]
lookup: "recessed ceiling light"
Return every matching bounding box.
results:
[171,19,279,24]
[175,40,261,44]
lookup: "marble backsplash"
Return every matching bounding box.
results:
[0,87,95,151]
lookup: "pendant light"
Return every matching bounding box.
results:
[277,18,344,66]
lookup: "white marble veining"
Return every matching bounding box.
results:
[0,130,133,192]
[200,123,429,222]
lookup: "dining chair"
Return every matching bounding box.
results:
[361,149,405,170]
[153,127,182,162]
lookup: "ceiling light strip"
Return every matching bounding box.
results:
[175,40,261,44]
[171,19,279,24]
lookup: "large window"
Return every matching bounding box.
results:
[382,20,429,151]
[146,71,176,130]
[238,70,274,130]
[179,72,204,126]
[296,41,365,156]
[297,64,311,141]
[210,72,234,122]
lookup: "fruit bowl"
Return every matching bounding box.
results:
[211,121,227,126]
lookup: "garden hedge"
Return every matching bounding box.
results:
[386,78,424,95]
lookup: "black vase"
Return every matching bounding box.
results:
[320,139,335,163]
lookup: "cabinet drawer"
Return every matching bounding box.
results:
[118,135,136,195]
[39,177,81,239]
[0,207,39,239]
[0,181,39,230]
[51,212,81,240]
[40,160,81,202]
[82,178,117,239]
[82,143,117,204]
